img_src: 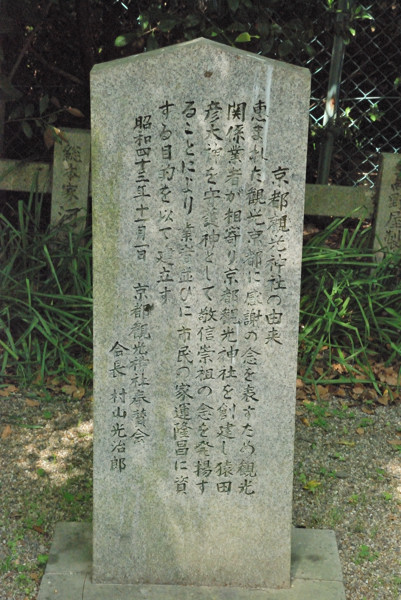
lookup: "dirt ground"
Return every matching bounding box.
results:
[0,386,400,600]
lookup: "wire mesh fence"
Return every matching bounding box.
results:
[3,1,401,188]
[336,1,401,187]
[274,0,401,187]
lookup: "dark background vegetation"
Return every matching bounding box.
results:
[1,0,400,185]
[0,0,400,390]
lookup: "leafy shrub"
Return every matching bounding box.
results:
[300,216,401,386]
[0,184,92,382]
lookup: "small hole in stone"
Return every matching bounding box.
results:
[204,71,213,78]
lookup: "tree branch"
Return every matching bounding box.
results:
[8,0,55,83]
[30,49,85,86]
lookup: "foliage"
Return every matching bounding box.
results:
[0,180,92,382]
[300,215,401,388]
[1,193,401,390]
[0,0,380,184]
[112,0,319,59]
[0,0,89,155]
[0,0,332,159]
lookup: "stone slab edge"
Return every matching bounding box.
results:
[373,153,401,255]
[37,523,345,600]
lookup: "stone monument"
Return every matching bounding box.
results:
[373,153,401,260]
[50,128,91,231]
[37,38,346,600]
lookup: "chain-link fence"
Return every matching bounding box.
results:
[337,1,401,187]
[3,1,401,188]
[275,0,401,187]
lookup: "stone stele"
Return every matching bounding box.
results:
[90,38,310,590]
[373,152,401,259]
[50,128,91,230]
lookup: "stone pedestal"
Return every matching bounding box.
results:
[91,37,310,590]
[37,523,346,600]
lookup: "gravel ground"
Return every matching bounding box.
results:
[0,387,400,600]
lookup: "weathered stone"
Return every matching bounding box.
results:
[50,128,91,229]
[373,153,401,258]
[0,159,51,192]
[91,38,310,589]
[37,523,346,600]
[304,184,374,218]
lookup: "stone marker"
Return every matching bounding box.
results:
[50,128,91,230]
[37,38,347,600]
[91,37,309,590]
[373,153,401,259]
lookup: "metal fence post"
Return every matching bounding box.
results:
[317,0,352,184]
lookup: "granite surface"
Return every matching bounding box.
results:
[37,524,345,600]
[90,38,310,589]
[50,128,91,229]
[373,152,401,257]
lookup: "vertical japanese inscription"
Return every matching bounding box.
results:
[105,96,295,497]
[60,142,83,216]
[382,160,401,251]
[51,129,91,230]
[107,113,153,473]
[92,40,311,589]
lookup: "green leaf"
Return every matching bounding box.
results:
[37,468,46,477]
[137,14,149,30]
[8,105,24,120]
[114,32,137,47]
[37,554,48,565]
[146,34,159,51]
[235,32,251,43]
[303,479,322,492]
[257,22,271,37]
[184,14,201,27]
[50,96,61,108]
[25,103,34,118]
[278,39,294,57]
[62,491,75,502]
[357,9,373,20]
[39,94,49,115]
[306,44,315,58]
[158,18,179,32]
[261,38,274,54]
[21,121,33,138]
[228,0,240,11]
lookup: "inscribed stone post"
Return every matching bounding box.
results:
[91,38,310,590]
[373,153,401,259]
[50,128,91,230]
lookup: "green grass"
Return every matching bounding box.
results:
[1,188,400,389]
[300,215,401,388]
[0,182,92,382]
[355,544,379,564]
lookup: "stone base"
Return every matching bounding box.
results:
[37,523,346,600]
